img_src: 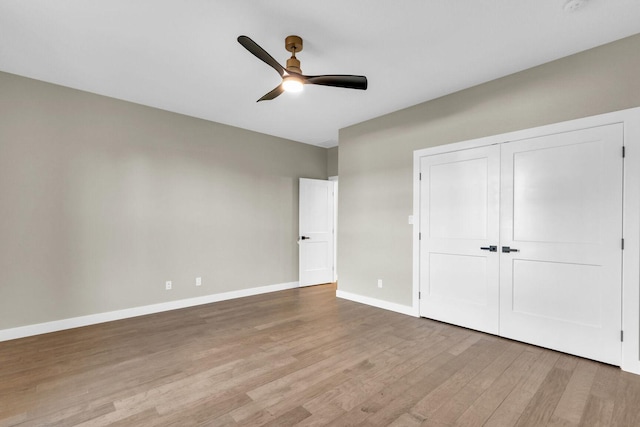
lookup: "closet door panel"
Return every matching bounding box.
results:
[500,124,623,365]
[419,146,500,334]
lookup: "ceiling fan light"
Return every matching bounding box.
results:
[282,76,304,93]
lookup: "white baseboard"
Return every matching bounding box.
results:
[336,290,419,317]
[0,281,299,342]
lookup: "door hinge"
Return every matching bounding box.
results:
[622,238,625,250]
[419,232,422,240]
[419,172,422,180]
[623,146,626,158]
[621,330,624,342]
[419,291,421,299]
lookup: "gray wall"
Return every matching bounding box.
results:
[338,33,640,307]
[327,146,339,177]
[0,72,327,330]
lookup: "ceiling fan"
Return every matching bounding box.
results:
[237,35,368,102]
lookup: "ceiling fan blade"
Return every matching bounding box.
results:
[238,35,286,77]
[304,75,368,90]
[257,85,284,102]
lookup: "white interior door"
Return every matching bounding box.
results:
[419,146,500,334]
[299,178,335,287]
[500,124,623,364]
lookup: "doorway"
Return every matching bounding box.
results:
[299,178,336,286]
[417,124,624,364]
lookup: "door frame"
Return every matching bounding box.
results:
[328,176,338,283]
[413,106,640,375]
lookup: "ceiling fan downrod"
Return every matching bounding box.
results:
[285,35,303,74]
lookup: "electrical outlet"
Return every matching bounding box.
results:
[165,281,172,290]
[196,277,202,287]
[377,279,383,288]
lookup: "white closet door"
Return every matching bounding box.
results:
[499,124,623,364]
[419,146,500,334]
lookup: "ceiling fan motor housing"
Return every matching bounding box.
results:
[286,56,301,74]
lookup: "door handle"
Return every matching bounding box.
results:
[480,245,497,252]
[300,236,311,240]
[502,246,519,253]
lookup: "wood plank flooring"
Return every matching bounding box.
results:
[1,283,640,426]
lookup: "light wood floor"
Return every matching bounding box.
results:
[1,284,640,426]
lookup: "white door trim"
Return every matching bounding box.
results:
[413,106,640,375]
[328,176,338,283]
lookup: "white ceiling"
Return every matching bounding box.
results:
[1,1,639,148]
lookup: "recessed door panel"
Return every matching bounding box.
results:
[419,146,500,334]
[512,141,603,244]
[429,158,489,240]
[429,253,488,306]
[303,241,330,271]
[511,260,602,327]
